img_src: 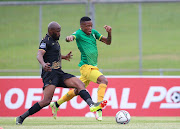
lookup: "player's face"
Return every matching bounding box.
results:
[81,21,93,35]
[52,28,61,40]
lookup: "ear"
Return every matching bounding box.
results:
[80,24,84,30]
[49,28,53,35]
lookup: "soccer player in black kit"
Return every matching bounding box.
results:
[15,21,107,125]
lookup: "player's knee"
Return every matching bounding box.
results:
[76,80,85,92]
[97,75,108,85]
[104,78,108,85]
[78,82,86,90]
[100,78,108,85]
[69,78,85,93]
[42,98,52,106]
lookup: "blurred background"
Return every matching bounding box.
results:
[0,0,180,76]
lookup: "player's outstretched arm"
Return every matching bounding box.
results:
[61,51,73,61]
[66,36,74,42]
[101,25,112,45]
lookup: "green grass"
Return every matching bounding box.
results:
[0,117,180,129]
[0,3,180,75]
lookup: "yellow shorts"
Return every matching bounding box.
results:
[79,64,103,88]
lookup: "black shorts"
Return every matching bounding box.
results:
[41,69,75,90]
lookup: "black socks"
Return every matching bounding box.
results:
[29,102,42,115]
[55,101,60,108]
[79,90,94,106]
[20,102,42,120]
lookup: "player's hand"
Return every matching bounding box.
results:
[42,62,52,72]
[66,36,74,42]
[65,51,73,61]
[104,25,112,33]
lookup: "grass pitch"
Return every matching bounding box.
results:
[0,117,180,129]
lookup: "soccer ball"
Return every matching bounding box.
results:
[115,110,131,124]
[171,91,180,103]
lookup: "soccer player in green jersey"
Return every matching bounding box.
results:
[50,16,111,121]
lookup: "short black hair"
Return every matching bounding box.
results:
[80,16,91,23]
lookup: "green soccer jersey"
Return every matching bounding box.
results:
[72,28,103,67]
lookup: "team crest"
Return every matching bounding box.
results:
[40,43,46,48]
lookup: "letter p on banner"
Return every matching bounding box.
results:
[142,86,167,109]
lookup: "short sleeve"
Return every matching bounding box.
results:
[72,31,79,40]
[94,29,103,41]
[39,41,47,51]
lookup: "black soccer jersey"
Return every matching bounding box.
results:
[39,34,61,70]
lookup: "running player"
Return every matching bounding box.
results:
[50,16,111,121]
[15,21,107,125]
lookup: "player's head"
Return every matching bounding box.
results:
[80,16,92,35]
[48,21,61,40]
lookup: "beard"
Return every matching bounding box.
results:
[52,33,60,40]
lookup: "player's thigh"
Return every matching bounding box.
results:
[39,85,56,107]
[43,85,56,100]
[89,69,103,83]
[64,77,85,89]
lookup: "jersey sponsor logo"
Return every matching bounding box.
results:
[72,32,76,34]
[51,61,61,69]
[40,43,46,48]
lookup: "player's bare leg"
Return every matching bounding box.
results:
[15,85,55,125]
